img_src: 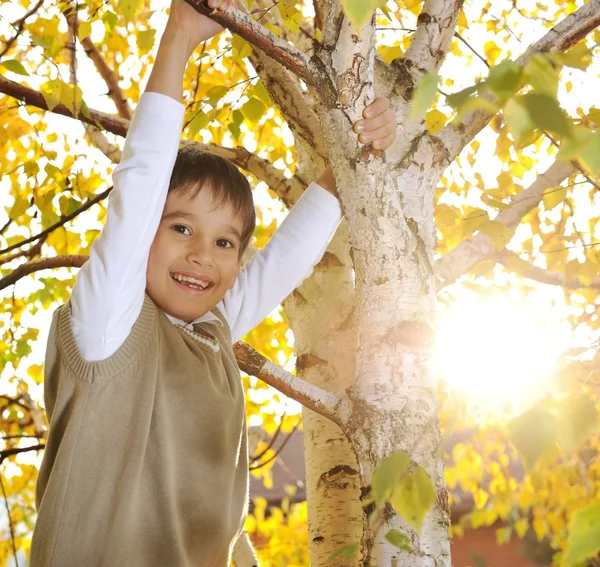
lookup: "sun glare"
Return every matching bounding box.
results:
[433,295,565,411]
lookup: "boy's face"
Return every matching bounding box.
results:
[146,187,243,323]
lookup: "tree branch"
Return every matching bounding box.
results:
[249,48,328,163]
[400,0,465,75]
[0,0,44,58]
[65,11,132,120]
[0,237,45,265]
[437,0,600,164]
[0,444,46,464]
[0,186,112,258]
[232,341,346,427]
[184,0,322,88]
[0,255,88,290]
[0,75,129,136]
[0,78,305,206]
[435,159,575,289]
[496,249,600,289]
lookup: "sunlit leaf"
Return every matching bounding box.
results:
[385,529,412,551]
[564,503,600,565]
[410,71,440,119]
[372,450,410,506]
[241,97,266,124]
[0,59,29,76]
[557,394,598,455]
[341,0,379,31]
[507,405,558,470]
[389,465,436,533]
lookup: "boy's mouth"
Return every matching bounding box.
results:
[170,272,215,292]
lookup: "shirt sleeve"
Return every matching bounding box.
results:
[70,92,185,361]
[221,182,342,343]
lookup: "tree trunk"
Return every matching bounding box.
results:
[285,224,365,566]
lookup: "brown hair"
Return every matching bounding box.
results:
[168,144,256,255]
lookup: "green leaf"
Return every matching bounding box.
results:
[119,0,143,21]
[525,53,560,97]
[503,97,535,147]
[136,29,156,55]
[231,35,253,59]
[102,10,118,32]
[385,530,412,551]
[241,97,266,124]
[8,194,30,219]
[520,93,572,137]
[40,79,61,111]
[507,405,557,469]
[250,80,272,106]
[446,85,478,109]
[577,130,600,177]
[188,111,210,138]
[558,394,598,455]
[478,220,514,249]
[486,61,522,104]
[341,0,379,31]
[564,503,600,565]
[327,544,358,561]
[389,464,436,533]
[205,85,229,106]
[372,450,410,506]
[410,72,439,119]
[0,59,29,76]
[559,42,593,71]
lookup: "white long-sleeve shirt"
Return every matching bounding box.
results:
[70,92,342,361]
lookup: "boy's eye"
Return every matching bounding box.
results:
[217,239,234,249]
[172,224,191,236]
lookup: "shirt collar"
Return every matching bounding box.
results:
[165,310,223,329]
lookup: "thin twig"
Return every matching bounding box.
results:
[0,472,19,567]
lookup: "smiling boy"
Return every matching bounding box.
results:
[29,1,396,566]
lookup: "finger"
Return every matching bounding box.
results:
[355,111,395,135]
[355,109,396,133]
[358,123,395,145]
[372,133,396,151]
[363,96,389,119]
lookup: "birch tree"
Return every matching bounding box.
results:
[2,1,600,566]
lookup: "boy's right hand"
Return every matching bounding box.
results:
[167,0,232,47]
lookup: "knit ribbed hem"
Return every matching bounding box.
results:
[56,294,158,382]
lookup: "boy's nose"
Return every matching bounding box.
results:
[186,244,214,267]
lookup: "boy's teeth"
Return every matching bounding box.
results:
[172,274,211,288]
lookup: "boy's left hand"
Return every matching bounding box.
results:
[315,97,396,197]
[353,97,397,150]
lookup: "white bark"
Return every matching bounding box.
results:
[435,159,574,289]
[284,225,364,567]
[497,249,600,289]
[402,0,464,74]
[437,0,600,164]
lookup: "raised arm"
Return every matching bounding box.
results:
[222,98,397,343]
[70,0,230,360]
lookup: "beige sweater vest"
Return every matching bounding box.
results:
[30,294,249,567]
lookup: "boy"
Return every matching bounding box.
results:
[29,1,397,565]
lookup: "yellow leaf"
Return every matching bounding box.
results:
[484,41,503,65]
[77,20,92,41]
[378,44,403,65]
[425,109,447,134]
